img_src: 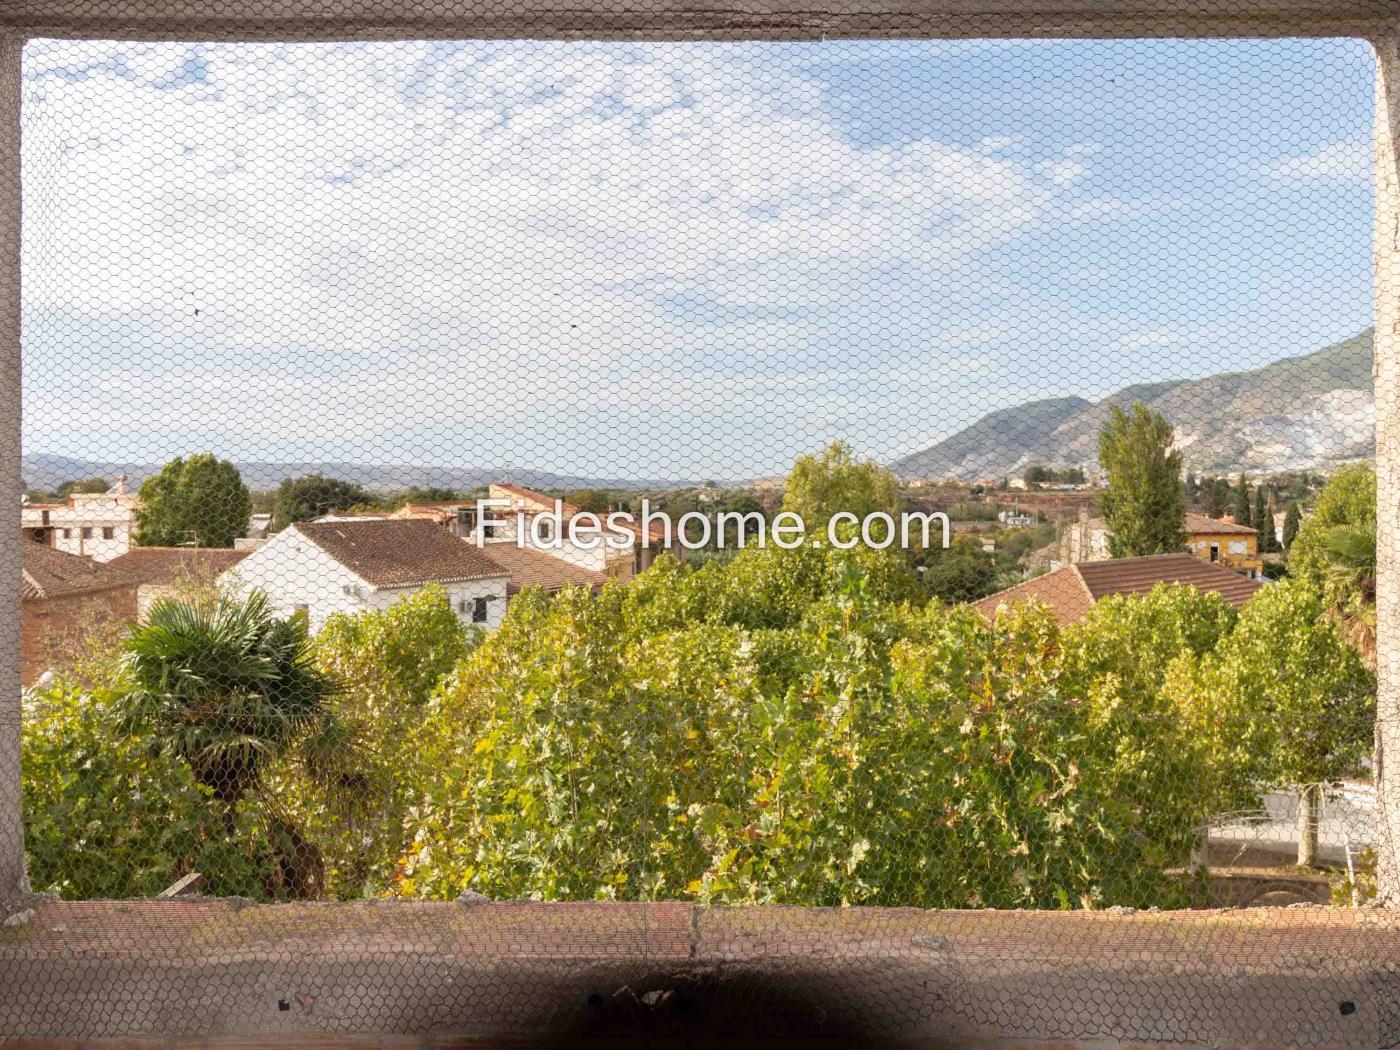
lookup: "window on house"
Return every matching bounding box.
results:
[102,526,115,539]
[80,527,93,539]
[1209,543,1220,562]
[61,528,71,538]
[472,596,489,623]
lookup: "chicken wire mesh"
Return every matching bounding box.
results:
[3,25,1399,1047]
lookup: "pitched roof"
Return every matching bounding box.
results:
[1183,512,1258,536]
[973,564,1095,626]
[973,553,1263,626]
[479,542,609,595]
[21,542,134,600]
[294,518,508,588]
[108,547,250,587]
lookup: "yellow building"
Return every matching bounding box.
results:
[1059,511,1263,579]
[1182,512,1263,579]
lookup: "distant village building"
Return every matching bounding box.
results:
[20,544,138,685]
[20,475,139,562]
[973,553,1264,626]
[1058,511,1263,579]
[478,483,680,580]
[221,518,512,633]
[997,508,1035,528]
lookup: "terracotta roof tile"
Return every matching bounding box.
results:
[21,542,135,600]
[972,564,1094,625]
[295,518,508,587]
[1183,512,1259,537]
[973,553,1262,626]
[479,542,609,595]
[1075,553,1263,606]
[108,546,250,586]
[490,482,670,545]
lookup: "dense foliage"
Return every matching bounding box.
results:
[21,511,1377,906]
[1097,402,1187,557]
[265,587,481,898]
[782,441,899,533]
[272,474,371,531]
[397,548,1265,907]
[135,453,252,548]
[22,684,270,899]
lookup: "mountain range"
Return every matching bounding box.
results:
[891,329,1375,480]
[20,457,698,495]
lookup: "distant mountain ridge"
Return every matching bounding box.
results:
[891,330,1375,480]
[20,457,699,494]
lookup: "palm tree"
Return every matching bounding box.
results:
[119,591,336,822]
[1319,520,1377,672]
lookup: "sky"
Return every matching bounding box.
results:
[18,37,1377,482]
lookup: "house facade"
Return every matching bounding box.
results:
[20,476,140,562]
[221,518,511,633]
[1058,511,1263,578]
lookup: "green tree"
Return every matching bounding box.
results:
[273,474,369,531]
[1290,464,1377,671]
[1282,502,1302,550]
[54,477,110,499]
[265,586,480,898]
[135,453,252,548]
[1252,486,1276,553]
[918,535,999,604]
[119,592,335,819]
[401,547,1232,908]
[1232,473,1251,525]
[781,442,899,533]
[1096,402,1186,557]
[1203,477,1230,519]
[22,682,269,899]
[564,488,613,515]
[1168,580,1374,867]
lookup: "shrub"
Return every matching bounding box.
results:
[22,682,268,899]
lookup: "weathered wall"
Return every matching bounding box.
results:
[1376,34,1400,905]
[0,0,1394,41]
[0,32,23,914]
[20,586,140,686]
[1,900,1397,1047]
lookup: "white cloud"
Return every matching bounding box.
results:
[1261,141,1371,182]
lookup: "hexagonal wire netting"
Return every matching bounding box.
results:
[5,24,1399,1047]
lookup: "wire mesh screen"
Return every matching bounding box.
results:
[5,30,1398,1047]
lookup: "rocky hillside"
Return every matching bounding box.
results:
[892,330,1374,480]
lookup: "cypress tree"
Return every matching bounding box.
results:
[1253,486,1274,553]
[1283,501,1302,550]
[1233,473,1252,526]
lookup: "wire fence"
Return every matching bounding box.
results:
[3,25,1397,1046]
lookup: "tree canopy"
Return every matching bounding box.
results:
[1096,402,1186,557]
[781,441,899,533]
[135,454,252,548]
[273,474,370,531]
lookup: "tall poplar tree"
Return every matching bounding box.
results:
[1097,402,1187,558]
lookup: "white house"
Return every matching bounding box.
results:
[997,508,1035,528]
[220,518,512,633]
[20,475,140,562]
